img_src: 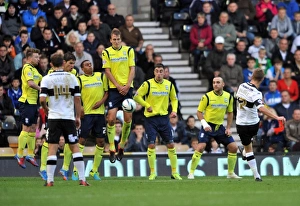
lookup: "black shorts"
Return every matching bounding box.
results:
[198,123,235,147]
[19,102,39,126]
[107,88,133,110]
[80,114,106,139]
[144,115,173,144]
[236,123,260,146]
[47,119,78,144]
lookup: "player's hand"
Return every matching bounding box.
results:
[147,106,153,113]
[225,128,232,136]
[75,117,81,130]
[170,112,177,118]
[204,126,212,132]
[92,101,102,110]
[119,85,130,96]
[277,116,286,124]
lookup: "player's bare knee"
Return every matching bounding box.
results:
[96,138,105,147]
[227,142,238,153]
[166,142,175,149]
[196,143,206,153]
[148,144,155,149]
[78,137,86,145]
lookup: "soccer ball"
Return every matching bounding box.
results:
[122,98,136,113]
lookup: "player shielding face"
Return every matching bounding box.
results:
[188,77,241,180]
[15,48,42,169]
[133,64,182,180]
[40,54,89,186]
[236,69,286,181]
[102,28,135,163]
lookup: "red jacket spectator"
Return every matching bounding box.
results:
[190,22,212,51]
[277,79,299,102]
[255,0,278,22]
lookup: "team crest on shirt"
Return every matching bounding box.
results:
[165,85,169,90]
[224,98,228,103]
[27,71,32,76]
[97,77,100,81]
[102,60,106,65]
[123,51,126,56]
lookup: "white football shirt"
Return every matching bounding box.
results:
[40,71,80,120]
[236,82,264,125]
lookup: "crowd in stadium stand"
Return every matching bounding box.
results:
[1,0,300,155]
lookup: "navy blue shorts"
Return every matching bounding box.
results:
[107,88,133,110]
[19,102,39,126]
[80,114,106,139]
[48,119,78,144]
[145,115,174,144]
[198,123,235,147]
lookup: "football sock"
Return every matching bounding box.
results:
[227,152,237,174]
[62,143,72,171]
[73,144,85,172]
[27,132,36,157]
[107,124,116,151]
[40,142,48,171]
[147,148,156,174]
[120,121,132,148]
[46,155,57,183]
[92,145,104,172]
[73,152,85,181]
[190,151,202,174]
[168,148,178,174]
[246,152,261,179]
[17,131,28,157]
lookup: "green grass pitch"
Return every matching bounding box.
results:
[1,176,300,206]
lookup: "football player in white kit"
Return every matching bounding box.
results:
[40,53,89,186]
[236,68,286,181]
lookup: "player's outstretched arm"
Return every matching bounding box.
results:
[259,106,286,123]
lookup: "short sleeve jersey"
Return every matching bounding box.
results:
[134,79,178,117]
[18,63,42,104]
[40,71,81,120]
[236,82,264,125]
[198,91,233,125]
[102,45,135,89]
[78,72,108,115]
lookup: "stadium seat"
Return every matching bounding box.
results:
[160,0,180,25]
[1,122,15,130]
[174,144,189,152]
[155,145,168,153]
[8,136,18,153]
[0,147,15,156]
[169,12,192,39]
[83,146,96,156]
[178,24,192,52]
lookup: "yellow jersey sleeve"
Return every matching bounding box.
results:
[227,94,233,113]
[198,94,208,113]
[170,84,178,113]
[102,50,110,69]
[128,47,135,67]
